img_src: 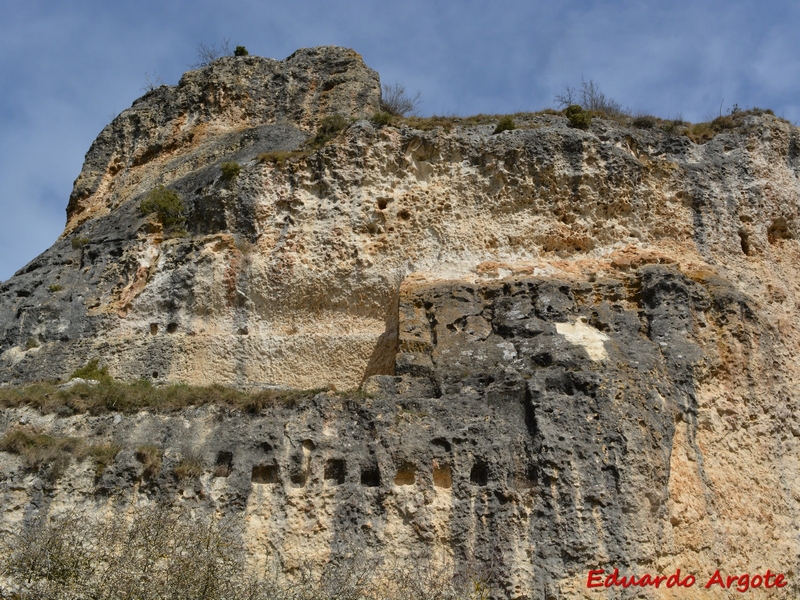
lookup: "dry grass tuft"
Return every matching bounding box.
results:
[0,426,121,480]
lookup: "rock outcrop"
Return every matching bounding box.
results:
[1,46,800,598]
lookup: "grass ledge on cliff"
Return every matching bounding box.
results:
[0,378,333,416]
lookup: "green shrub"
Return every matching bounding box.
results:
[372,111,393,127]
[0,380,325,416]
[400,115,458,131]
[565,104,592,129]
[70,358,112,383]
[25,338,39,350]
[307,115,350,149]
[139,185,185,231]
[257,149,311,165]
[220,161,241,180]
[48,284,63,293]
[71,236,90,249]
[234,45,249,56]
[493,116,516,134]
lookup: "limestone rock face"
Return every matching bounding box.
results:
[1,46,800,598]
[3,98,800,391]
[65,46,381,232]
[0,266,797,598]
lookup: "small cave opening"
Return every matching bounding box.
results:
[167,323,178,334]
[150,323,158,335]
[289,468,308,488]
[768,217,793,244]
[738,230,751,255]
[431,438,452,453]
[288,450,310,488]
[513,464,539,489]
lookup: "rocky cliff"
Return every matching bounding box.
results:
[1,46,800,598]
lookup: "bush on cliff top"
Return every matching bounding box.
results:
[492,116,516,134]
[380,82,422,117]
[565,104,592,129]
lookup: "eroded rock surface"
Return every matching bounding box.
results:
[1,48,799,390]
[1,46,800,599]
[2,264,799,598]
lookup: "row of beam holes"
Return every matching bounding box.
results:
[249,459,487,489]
[225,441,489,489]
[251,459,347,486]
[149,323,179,335]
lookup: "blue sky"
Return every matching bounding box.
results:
[2,0,799,281]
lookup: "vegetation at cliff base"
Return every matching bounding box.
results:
[0,505,494,599]
[0,360,328,416]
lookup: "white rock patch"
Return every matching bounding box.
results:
[555,317,609,361]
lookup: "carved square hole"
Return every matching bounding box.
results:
[470,461,488,486]
[214,451,233,477]
[394,462,416,486]
[324,459,346,485]
[433,461,452,488]
[360,465,381,487]
[252,464,279,484]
